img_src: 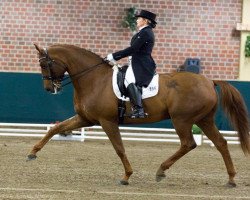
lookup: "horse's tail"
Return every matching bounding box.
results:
[213,80,250,155]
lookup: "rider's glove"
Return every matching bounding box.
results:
[104,54,116,65]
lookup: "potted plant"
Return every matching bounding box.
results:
[192,124,202,145]
[245,35,250,57]
[121,7,137,33]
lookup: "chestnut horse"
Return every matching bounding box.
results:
[28,44,250,187]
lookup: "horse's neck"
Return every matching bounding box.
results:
[64,48,104,75]
[67,54,112,94]
[53,45,113,93]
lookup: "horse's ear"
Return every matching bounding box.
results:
[34,43,44,54]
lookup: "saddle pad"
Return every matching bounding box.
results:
[112,66,159,101]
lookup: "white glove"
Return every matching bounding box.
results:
[106,54,115,62]
[105,53,117,66]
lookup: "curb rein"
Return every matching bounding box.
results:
[61,60,106,87]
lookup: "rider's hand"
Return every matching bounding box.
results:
[104,54,116,65]
[106,54,115,62]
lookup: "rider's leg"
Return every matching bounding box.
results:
[126,83,145,118]
[125,66,145,118]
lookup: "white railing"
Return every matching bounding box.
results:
[0,123,241,146]
[0,123,84,141]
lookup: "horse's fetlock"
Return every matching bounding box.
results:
[160,164,168,171]
[229,171,236,178]
[33,145,41,152]
[126,170,133,176]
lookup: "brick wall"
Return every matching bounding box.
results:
[1,0,242,79]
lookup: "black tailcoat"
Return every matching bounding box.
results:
[112,26,156,87]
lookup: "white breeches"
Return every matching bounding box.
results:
[124,65,135,88]
[124,56,135,88]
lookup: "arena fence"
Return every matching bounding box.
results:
[0,123,241,146]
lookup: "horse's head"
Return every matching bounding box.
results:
[34,43,67,94]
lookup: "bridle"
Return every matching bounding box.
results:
[39,48,65,82]
[39,48,105,88]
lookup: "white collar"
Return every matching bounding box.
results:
[138,25,148,31]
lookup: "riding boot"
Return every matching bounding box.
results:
[126,83,146,118]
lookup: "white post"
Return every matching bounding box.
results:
[194,134,202,146]
[81,128,85,142]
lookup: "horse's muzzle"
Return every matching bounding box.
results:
[44,80,62,94]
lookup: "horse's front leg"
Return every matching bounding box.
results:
[100,120,133,185]
[27,114,91,161]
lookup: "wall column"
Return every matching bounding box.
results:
[238,0,250,80]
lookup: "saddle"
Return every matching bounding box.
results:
[113,65,159,124]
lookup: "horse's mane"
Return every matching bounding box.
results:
[50,44,103,60]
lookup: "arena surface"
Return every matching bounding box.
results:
[0,137,249,200]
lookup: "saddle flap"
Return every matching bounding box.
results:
[117,65,128,97]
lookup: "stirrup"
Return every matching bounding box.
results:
[126,108,148,119]
[130,112,148,119]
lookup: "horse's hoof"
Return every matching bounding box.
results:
[26,154,37,161]
[119,180,129,185]
[156,173,166,182]
[225,181,236,188]
[156,167,166,182]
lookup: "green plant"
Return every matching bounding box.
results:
[122,7,137,32]
[245,35,250,57]
[192,124,202,135]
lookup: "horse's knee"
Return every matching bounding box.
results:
[187,143,196,151]
[191,142,197,149]
[181,142,197,152]
[215,137,228,149]
[189,138,198,149]
[220,137,227,146]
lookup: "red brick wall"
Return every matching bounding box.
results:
[1,0,241,79]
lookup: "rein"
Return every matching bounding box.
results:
[61,60,105,87]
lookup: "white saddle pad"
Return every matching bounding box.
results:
[112,65,159,101]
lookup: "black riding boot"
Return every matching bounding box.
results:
[127,83,146,118]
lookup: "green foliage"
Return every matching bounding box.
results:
[122,7,137,32]
[245,35,250,57]
[192,124,202,135]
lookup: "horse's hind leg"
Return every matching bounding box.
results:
[27,114,91,160]
[100,120,133,185]
[156,121,197,182]
[196,117,237,187]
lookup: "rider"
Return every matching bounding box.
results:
[106,9,157,118]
